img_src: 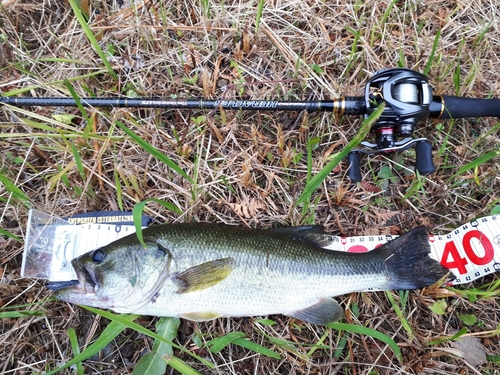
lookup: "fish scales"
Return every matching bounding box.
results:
[150,225,385,317]
[50,223,450,325]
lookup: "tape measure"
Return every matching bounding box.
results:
[322,215,500,285]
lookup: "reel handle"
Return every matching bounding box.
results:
[347,151,362,182]
[414,140,436,175]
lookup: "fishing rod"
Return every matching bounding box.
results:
[2,68,500,181]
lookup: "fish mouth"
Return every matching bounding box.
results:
[80,264,100,291]
[47,279,80,291]
[47,263,99,294]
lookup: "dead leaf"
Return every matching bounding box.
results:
[455,145,467,156]
[234,44,243,61]
[450,330,487,368]
[388,225,401,235]
[378,211,400,224]
[436,8,449,27]
[229,198,264,218]
[423,287,459,299]
[201,68,211,97]
[360,180,382,193]
[242,26,251,53]
[80,0,90,16]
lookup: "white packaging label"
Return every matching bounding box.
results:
[22,209,140,281]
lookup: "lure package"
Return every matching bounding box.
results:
[21,209,151,281]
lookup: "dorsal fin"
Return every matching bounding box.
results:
[266,225,333,248]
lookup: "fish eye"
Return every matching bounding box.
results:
[92,249,106,264]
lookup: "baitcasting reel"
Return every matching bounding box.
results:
[346,68,436,182]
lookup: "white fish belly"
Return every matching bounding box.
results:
[137,267,390,318]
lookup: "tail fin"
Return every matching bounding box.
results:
[381,226,451,290]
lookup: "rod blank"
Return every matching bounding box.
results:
[0,96,368,116]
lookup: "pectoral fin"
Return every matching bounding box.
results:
[289,297,343,325]
[173,257,235,293]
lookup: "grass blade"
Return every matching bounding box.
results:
[113,167,124,211]
[345,27,361,74]
[69,143,86,180]
[473,120,500,149]
[424,29,441,75]
[232,338,281,359]
[67,0,118,80]
[453,53,461,96]
[428,327,468,346]
[0,172,31,207]
[4,105,82,131]
[63,79,90,123]
[306,328,330,358]
[385,291,414,341]
[0,309,45,318]
[1,70,107,97]
[44,314,140,375]
[133,317,181,375]
[200,0,210,18]
[206,332,246,353]
[255,0,265,33]
[452,150,498,178]
[132,198,183,246]
[67,327,85,375]
[115,120,192,182]
[327,322,402,360]
[162,354,203,375]
[333,333,348,359]
[296,103,384,205]
[206,332,281,359]
[0,228,22,242]
[82,306,214,369]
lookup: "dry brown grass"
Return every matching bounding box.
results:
[1,0,500,374]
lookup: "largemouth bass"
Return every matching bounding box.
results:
[49,224,449,325]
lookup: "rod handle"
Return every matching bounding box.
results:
[430,96,500,119]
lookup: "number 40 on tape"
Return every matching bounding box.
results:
[430,216,500,285]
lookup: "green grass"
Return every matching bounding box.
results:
[0,172,31,208]
[385,291,414,342]
[255,0,265,33]
[133,317,181,375]
[296,103,385,205]
[44,313,142,375]
[67,328,85,375]
[68,0,117,80]
[115,120,192,182]
[206,332,281,359]
[82,308,213,371]
[327,322,402,360]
